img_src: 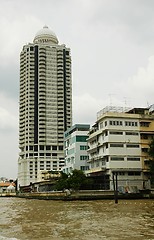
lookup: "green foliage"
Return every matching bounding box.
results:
[60,172,68,180]
[148,139,154,186]
[54,169,92,191]
[67,169,87,190]
[54,172,68,191]
[148,138,154,159]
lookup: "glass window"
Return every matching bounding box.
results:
[110,131,123,135]
[76,136,88,142]
[111,157,124,161]
[110,144,123,147]
[126,144,139,148]
[127,157,140,161]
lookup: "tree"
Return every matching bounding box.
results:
[67,169,87,190]
[54,169,93,191]
[148,139,154,187]
[54,172,68,191]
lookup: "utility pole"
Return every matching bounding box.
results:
[112,172,118,204]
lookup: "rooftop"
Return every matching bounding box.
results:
[97,106,132,119]
[33,25,58,44]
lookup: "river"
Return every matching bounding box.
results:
[0,198,153,240]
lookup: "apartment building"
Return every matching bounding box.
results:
[18,26,72,187]
[87,106,154,191]
[62,124,90,174]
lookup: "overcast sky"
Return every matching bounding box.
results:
[1,0,154,179]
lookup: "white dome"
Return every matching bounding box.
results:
[33,25,58,44]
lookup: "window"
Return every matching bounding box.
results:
[118,172,125,175]
[109,121,122,126]
[141,134,148,139]
[126,144,139,148]
[125,121,138,127]
[80,155,89,160]
[127,157,140,161]
[125,132,139,135]
[46,146,50,150]
[29,146,33,150]
[80,166,89,171]
[140,122,150,127]
[110,144,124,147]
[80,145,88,150]
[111,157,124,161]
[34,145,38,151]
[52,146,57,150]
[128,171,141,176]
[76,136,88,142]
[52,153,57,156]
[59,146,63,150]
[110,131,123,135]
[142,148,148,153]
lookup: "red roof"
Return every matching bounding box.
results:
[0,182,15,187]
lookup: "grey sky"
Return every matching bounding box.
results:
[0,0,154,179]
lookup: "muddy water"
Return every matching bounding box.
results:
[0,198,153,240]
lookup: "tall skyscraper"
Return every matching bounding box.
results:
[18,26,72,187]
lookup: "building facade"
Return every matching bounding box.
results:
[62,124,90,174]
[18,26,72,187]
[87,106,154,191]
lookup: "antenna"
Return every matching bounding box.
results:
[108,93,116,106]
[124,97,127,108]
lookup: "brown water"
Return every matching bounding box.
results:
[0,198,153,240]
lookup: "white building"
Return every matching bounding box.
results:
[18,26,72,187]
[87,106,151,191]
[62,124,90,174]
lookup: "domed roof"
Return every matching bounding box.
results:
[33,25,58,44]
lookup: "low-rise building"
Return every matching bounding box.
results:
[37,170,61,182]
[62,124,90,174]
[86,106,154,191]
[0,181,16,193]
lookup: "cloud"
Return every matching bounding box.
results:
[0,130,18,179]
[0,93,18,131]
[73,55,154,126]
[120,55,154,107]
[0,15,42,67]
[0,107,17,131]
[90,0,154,46]
[0,92,18,179]
[73,93,125,125]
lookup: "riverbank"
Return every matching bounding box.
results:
[15,189,154,200]
[1,189,154,200]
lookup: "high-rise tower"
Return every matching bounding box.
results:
[18,26,72,187]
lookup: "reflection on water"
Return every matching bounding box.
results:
[0,198,154,240]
